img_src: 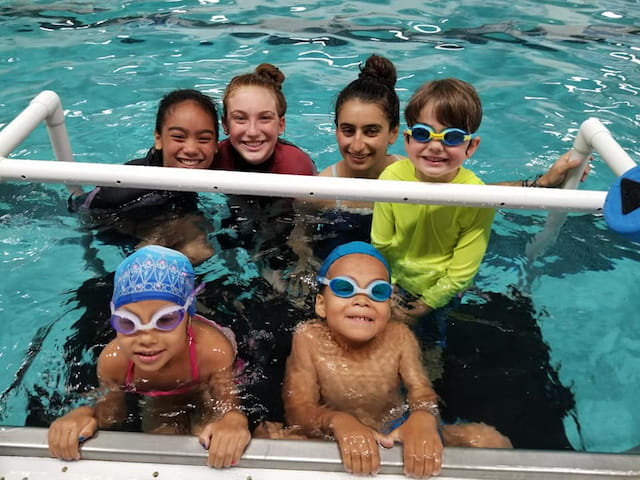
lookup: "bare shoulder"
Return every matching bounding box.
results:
[293,319,327,341]
[191,316,236,369]
[97,339,128,386]
[290,320,332,357]
[384,321,414,341]
[318,163,336,177]
[318,166,332,177]
[378,321,417,354]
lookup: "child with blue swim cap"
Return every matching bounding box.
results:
[48,246,250,468]
[111,244,198,314]
[281,241,512,477]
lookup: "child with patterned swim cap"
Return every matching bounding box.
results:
[281,241,511,477]
[48,246,250,468]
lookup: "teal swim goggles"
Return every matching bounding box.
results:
[317,275,393,302]
[404,123,475,146]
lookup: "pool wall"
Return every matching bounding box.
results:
[1,427,639,479]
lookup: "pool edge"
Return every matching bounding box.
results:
[1,426,638,478]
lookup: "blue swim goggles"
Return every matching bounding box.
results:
[317,276,393,302]
[404,123,475,147]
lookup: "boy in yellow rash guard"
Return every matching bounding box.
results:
[371,78,495,330]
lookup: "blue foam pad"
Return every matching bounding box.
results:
[604,165,640,243]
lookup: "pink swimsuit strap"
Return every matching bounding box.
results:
[192,314,237,356]
[124,324,199,397]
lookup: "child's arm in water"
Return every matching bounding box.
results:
[283,323,390,475]
[385,324,443,477]
[48,341,128,461]
[195,323,250,468]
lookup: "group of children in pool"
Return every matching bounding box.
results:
[49,243,511,476]
[68,55,583,268]
[49,55,587,477]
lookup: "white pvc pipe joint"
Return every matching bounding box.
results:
[0,90,79,193]
[574,118,636,177]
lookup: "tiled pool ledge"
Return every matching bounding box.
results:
[0,427,638,479]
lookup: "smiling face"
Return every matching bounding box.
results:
[315,253,391,347]
[154,100,218,169]
[405,102,480,183]
[336,99,399,178]
[222,85,285,165]
[114,299,189,373]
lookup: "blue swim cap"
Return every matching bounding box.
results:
[317,241,391,285]
[112,246,196,314]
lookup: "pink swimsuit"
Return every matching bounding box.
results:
[123,316,237,397]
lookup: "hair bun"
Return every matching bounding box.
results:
[358,54,397,90]
[254,63,285,88]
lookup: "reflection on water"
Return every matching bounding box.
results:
[2,0,638,452]
[436,287,575,450]
[10,197,576,450]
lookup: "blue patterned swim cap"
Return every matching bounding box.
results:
[317,241,391,285]
[112,246,196,314]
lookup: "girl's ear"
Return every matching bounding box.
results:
[278,116,286,136]
[221,116,229,136]
[154,131,162,150]
[315,293,326,318]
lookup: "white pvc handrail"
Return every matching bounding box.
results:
[0,158,605,212]
[570,117,636,178]
[524,118,636,259]
[0,91,636,214]
[0,90,80,194]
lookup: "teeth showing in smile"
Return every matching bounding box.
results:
[179,158,202,166]
[348,316,373,322]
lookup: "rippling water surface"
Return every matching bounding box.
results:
[1,0,639,453]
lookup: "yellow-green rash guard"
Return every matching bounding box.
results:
[371,158,495,309]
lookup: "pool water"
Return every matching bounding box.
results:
[1,0,639,453]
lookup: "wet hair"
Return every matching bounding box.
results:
[222,63,287,118]
[404,78,482,133]
[334,55,400,130]
[155,89,219,141]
